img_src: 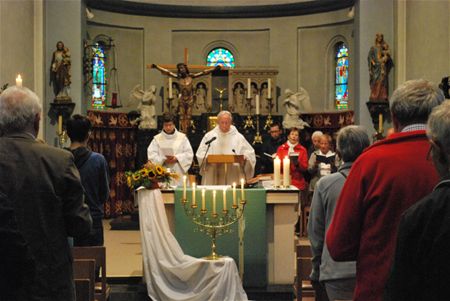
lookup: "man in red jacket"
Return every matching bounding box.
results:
[326,79,444,301]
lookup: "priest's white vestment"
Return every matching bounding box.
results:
[196,125,256,185]
[147,129,193,186]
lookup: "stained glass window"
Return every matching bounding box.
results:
[92,44,106,109]
[335,43,349,110]
[207,48,235,68]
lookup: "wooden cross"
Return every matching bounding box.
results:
[146,48,212,71]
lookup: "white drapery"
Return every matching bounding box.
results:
[137,189,248,301]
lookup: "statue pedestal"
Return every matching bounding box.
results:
[47,102,76,125]
[366,101,390,141]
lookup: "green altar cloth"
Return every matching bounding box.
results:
[174,188,267,287]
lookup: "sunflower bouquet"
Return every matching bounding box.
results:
[125,161,179,190]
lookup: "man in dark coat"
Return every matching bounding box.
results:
[0,86,92,301]
[385,100,450,301]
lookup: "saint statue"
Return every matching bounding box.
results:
[151,63,220,133]
[50,41,71,102]
[282,88,311,130]
[368,33,394,102]
[130,84,157,129]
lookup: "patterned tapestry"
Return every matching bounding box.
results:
[87,110,137,218]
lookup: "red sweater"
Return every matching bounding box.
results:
[326,130,439,301]
[276,142,308,190]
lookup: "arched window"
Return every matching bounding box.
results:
[206,48,235,68]
[92,44,106,109]
[335,42,349,110]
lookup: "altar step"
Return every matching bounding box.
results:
[108,279,294,301]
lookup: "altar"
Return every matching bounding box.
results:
[159,188,299,286]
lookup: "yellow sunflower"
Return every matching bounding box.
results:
[132,173,141,181]
[155,165,164,176]
[140,168,149,177]
[148,170,156,179]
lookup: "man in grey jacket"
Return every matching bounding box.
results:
[0,86,92,300]
[308,126,370,301]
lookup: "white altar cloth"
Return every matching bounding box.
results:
[137,188,248,301]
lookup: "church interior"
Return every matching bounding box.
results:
[1,0,450,300]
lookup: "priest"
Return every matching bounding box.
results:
[147,112,194,186]
[196,111,256,185]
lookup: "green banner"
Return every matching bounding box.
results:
[174,188,267,287]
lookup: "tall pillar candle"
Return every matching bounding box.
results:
[182,175,187,199]
[267,79,271,98]
[283,157,290,187]
[168,77,173,98]
[274,156,281,187]
[201,189,206,211]
[191,182,196,206]
[247,78,251,98]
[16,74,22,87]
[232,182,237,206]
[212,190,217,215]
[58,115,63,135]
[222,187,227,210]
[255,94,260,115]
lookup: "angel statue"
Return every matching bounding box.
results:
[130,84,157,129]
[282,88,311,130]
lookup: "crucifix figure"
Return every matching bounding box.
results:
[150,53,221,133]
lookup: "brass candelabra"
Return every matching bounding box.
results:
[181,186,246,260]
[244,96,255,129]
[264,97,274,130]
[253,114,262,145]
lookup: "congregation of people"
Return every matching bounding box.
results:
[1,77,450,300]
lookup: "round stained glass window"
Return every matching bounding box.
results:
[207,48,235,68]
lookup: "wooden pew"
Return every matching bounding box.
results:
[72,246,110,301]
[73,259,95,301]
[294,242,315,300]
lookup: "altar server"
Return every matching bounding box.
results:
[147,112,194,186]
[196,110,256,185]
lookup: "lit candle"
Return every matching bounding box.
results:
[247,78,251,98]
[16,74,22,87]
[201,189,206,211]
[192,182,196,206]
[182,175,187,199]
[274,156,281,187]
[255,94,260,115]
[240,178,245,200]
[267,78,271,98]
[212,190,217,215]
[223,187,227,210]
[58,115,63,135]
[168,77,173,98]
[283,156,290,188]
[378,113,383,133]
[232,182,237,207]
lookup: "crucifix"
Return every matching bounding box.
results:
[148,48,220,133]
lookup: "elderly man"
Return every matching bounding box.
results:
[385,100,450,301]
[308,126,370,301]
[326,79,444,301]
[0,86,92,300]
[196,111,256,185]
[147,112,194,186]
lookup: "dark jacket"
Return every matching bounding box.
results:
[0,133,92,301]
[385,178,450,301]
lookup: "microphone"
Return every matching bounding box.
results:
[205,136,217,145]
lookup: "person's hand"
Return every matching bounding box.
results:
[165,155,177,164]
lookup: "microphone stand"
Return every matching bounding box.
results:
[199,142,213,176]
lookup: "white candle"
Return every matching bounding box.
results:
[192,182,196,206]
[247,78,251,98]
[267,78,271,99]
[201,189,206,211]
[182,175,187,199]
[168,77,173,98]
[274,156,281,187]
[212,190,217,215]
[232,182,237,206]
[223,187,227,210]
[255,94,260,115]
[283,156,290,187]
[16,74,22,87]
[240,178,245,200]
[58,115,63,135]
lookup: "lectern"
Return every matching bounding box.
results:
[207,154,245,184]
